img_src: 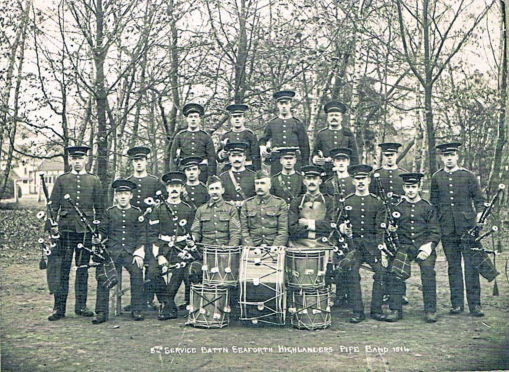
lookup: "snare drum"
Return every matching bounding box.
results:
[202,246,241,287]
[285,249,328,289]
[239,246,286,325]
[288,287,331,330]
[186,284,230,328]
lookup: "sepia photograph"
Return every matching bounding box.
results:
[1,0,508,370]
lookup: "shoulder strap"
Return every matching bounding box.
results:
[228,170,246,200]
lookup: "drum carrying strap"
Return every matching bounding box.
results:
[228,170,246,200]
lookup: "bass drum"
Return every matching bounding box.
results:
[186,284,230,328]
[202,246,241,287]
[238,246,286,325]
[288,287,331,330]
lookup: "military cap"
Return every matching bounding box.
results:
[226,104,249,114]
[206,175,223,187]
[301,165,326,177]
[273,90,295,101]
[399,172,424,184]
[225,142,248,153]
[254,169,271,179]
[183,102,205,117]
[324,100,347,114]
[180,156,203,169]
[436,142,462,153]
[277,147,299,157]
[162,171,187,185]
[348,164,373,178]
[112,179,137,191]
[378,142,402,154]
[330,147,352,159]
[66,146,90,157]
[127,146,151,159]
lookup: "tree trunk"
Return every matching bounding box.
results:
[487,0,508,196]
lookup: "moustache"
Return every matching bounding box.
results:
[170,190,180,194]
[308,183,317,187]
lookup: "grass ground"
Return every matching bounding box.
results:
[1,206,508,371]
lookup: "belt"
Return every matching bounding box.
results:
[159,234,187,243]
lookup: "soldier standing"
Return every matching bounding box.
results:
[341,164,387,323]
[260,90,310,175]
[288,165,334,247]
[93,179,145,324]
[48,146,104,321]
[386,173,441,323]
[322,148,355,202]
[180,157,209,209]
[148,172,195,320]
[370,142,408,200]
[312,100,359,176]
[270,147,305,206]
[126,146,167,310]
[217,104,261,172]
[431,142,485,317]
[321,147,355,307]
[240,170,288,247]
[170,103,217,183]
[219,142,256,208]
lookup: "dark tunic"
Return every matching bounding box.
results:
[170,129,217,177]
[126,174,166,212]
[219,168,256,202]
[270,171,305,206]
[218,129,261,170]
[313,127,359,165]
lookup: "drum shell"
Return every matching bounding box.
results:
[186,284,230,328]
[239,247,286,325]
[285,249,328,289]
[202,246,241,287]
[288,287,331,330]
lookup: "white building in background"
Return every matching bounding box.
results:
[28,158,65,198]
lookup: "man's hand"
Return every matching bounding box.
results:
[388,224,398,233]
[417,242,433,261]
[92,235,102,245]
[380,250,389,268]
[339,223,353,238]
[132,256,144,269]
[260,145,269,158]
[299,218,310,228]
[476,212,485,230]
[157,255,168,267]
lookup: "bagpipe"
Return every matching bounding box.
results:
[152,191,202,281]
[373,173,400,257]
[63,194,118,289]
[36,173,62,294]
[461,184,505,282]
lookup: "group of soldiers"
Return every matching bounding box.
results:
[45,90,488,326]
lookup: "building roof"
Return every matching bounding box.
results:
[37,158,64,172]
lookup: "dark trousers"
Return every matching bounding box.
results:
[155,267,185,313]
[53,232,91,314]
[348,240,384,315]
[335,270,350,301]
[95,252,144,316]
[442,234,481,311]
[389,246,437,313]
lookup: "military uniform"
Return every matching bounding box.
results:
[270,171,305,206]
[388,194,441,319]
[148,181,195,318]
[261,116,310,175]
[322,174,355,205]
[218,129,261,171]
[183,182,209,209]
[95,202,145,319]
[170,129,217,183]
[430,144,485,314]
[370,167,408,199]
[344,191,386,319]
[126,174,166,211]
[288,192,334,243]
[49,147,104,319]
[240,194,288,247]
[313,127,359,171]
[191,198,241,247]
[219,168,256,203]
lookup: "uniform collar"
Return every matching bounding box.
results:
[444,166,460,173]
[187,127,201,133]
[117,205,132,210]
[207,197,224,208]
[281,169,296,176]
[382,165,398,170]
[71,169,84,175]
[256,193,272,203]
